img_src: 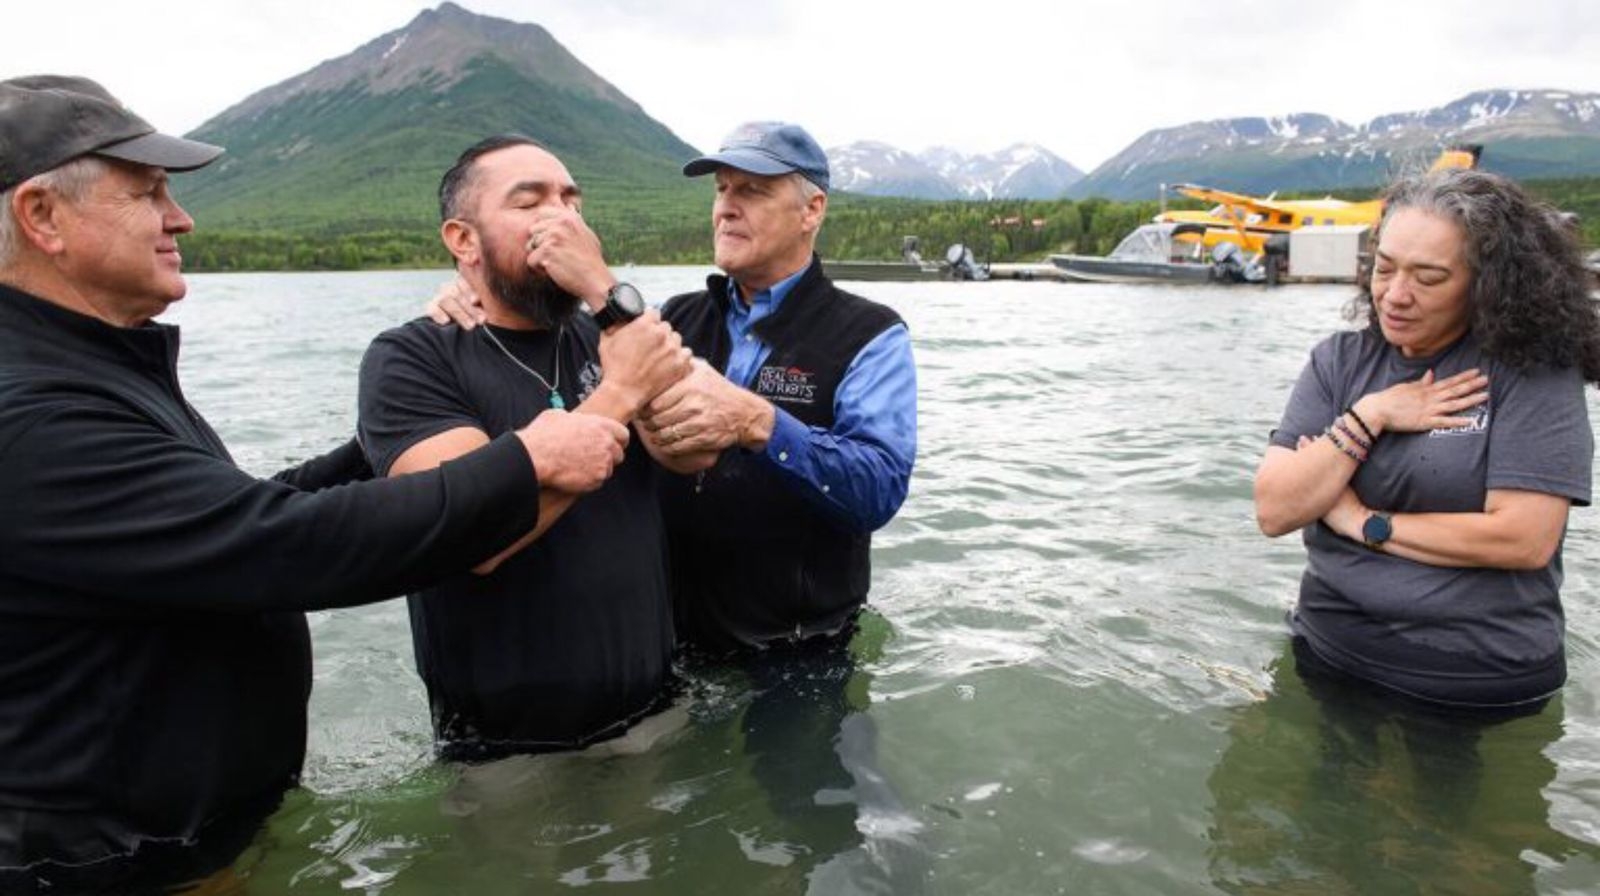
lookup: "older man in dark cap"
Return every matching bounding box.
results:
[0,75,629,891]
[640,121,918,654]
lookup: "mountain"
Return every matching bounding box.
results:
[177,2,703,257]
[1069,90,1600,200]
[939,144,1087,200]
[829,142,1084,200]
[828,142,964,200]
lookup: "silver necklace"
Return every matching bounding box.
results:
[479,323,566,410]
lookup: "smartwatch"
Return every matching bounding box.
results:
[593,282,645,330]
[1361,511,1393,550]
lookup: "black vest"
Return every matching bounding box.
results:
[659,258,904,652]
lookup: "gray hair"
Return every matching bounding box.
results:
[0,156,109,268]
[792,172,825,239]
[793,172,824,206]
[1350,168,1600,382]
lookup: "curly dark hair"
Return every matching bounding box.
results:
[1348,168,1600,384]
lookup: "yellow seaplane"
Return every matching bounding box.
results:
[1154,145,1482,256]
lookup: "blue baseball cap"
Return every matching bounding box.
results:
[682,121,830,192]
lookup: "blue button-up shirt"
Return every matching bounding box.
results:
[723,271,916,533]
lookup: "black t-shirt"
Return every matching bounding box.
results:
[358,316,673,758]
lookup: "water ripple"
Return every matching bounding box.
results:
[160,273,1600,894]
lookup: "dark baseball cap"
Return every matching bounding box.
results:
[682,121,830,192]
[0,75,223,193]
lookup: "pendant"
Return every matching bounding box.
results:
[549,392,566,410]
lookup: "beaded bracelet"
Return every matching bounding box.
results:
[1333,418,1372,453]
[1343,405,1377,443]
[1324,425,1367,463]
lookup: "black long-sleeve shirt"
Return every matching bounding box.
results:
[0,284,542,883]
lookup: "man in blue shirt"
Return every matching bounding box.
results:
[641,121,917,652]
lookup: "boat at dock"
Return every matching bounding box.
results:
[822,237,989,283]
[1049,223,1263,284]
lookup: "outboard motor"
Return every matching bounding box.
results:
[1210,241,1245,282]
[1210,241,1266,284]
[944,243,989,281]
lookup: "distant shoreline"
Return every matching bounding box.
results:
[179,175,1600,275]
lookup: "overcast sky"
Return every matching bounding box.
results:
[6,0,1597,170]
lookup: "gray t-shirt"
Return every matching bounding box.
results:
[1271,329,1592,702]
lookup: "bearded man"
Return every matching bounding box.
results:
[0,83,630,891]
[357,135,699,759]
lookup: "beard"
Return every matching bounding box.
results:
[483,236,581,329]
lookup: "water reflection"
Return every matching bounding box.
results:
[430,694,681,877]
[150,274,1600,891]
[1207,640,1598,894]
[273,613,931,893]
[721,614,928,893]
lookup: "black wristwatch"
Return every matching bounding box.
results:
[593,282,645,330]
[1361,511,1393,550]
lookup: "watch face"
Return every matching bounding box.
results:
[611,283,645,315]
[1363,513,1392,544]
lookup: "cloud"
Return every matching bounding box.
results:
[4,0,1596,170]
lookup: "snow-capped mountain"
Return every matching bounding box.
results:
[829,141,1084,200]
[828,141,963,199]
[1070,89,1600,200]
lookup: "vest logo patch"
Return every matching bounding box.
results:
[755,365,818,405]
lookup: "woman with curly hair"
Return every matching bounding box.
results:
[1254,168,1598,709]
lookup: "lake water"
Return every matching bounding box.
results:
[162,268,1600,894]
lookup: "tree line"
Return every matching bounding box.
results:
[181,179,1598,273]
[181,197,1201,272]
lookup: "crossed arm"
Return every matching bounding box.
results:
[1254,367,1570,571]
[1257,443,1568,570]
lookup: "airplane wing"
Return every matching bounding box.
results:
[1172,183,1298,220]
[1173,146,1477,222]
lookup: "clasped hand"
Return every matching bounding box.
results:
[639,359,765,456]
[517,409,628,493]
[597,312,693,414]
